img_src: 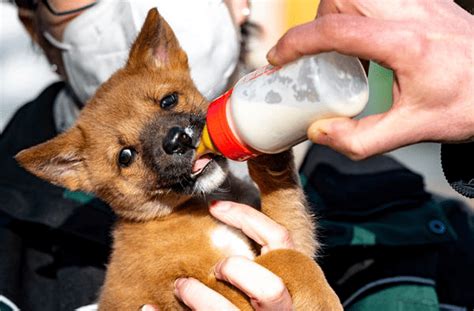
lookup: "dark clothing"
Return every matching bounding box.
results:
[1,83,473,310]
[441,143,474,198]
[301,145,474,310]
[0,83,114,310]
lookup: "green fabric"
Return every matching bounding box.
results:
[63,190,95,204]
[347,285,439,311]
[319,200,457,247]
[351,226,376,245]
[301,173,457,247]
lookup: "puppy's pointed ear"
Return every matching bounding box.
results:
[15,126,92,192]
[127,8,188,71]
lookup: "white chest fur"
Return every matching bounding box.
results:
[210,224,256,260]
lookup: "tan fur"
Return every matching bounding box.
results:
[16,9,342,310]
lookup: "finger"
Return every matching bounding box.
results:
[210,201,293,253]
[316,0,339,17]
[316,0,364,17]
[267,14,403,67]
[174,277,238,311]
[215,256,292,311]
[140,305,159,311]
[307,107,422,160]
[316,1,371,76]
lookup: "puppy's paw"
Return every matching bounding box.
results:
[247,150,299,191]
[257,249,343,311]
[250,150,295,173]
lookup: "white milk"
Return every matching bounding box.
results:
[227,52,369,154]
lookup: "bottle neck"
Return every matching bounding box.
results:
[196,124,219,157]
[203,88,259,161]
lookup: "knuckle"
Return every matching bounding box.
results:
[402,27,429,62]
[175,279,193,296]
[261,277,288,303]
[347,153,366,161]
[278,30,296,51]
[327,120,372,160]
[317,14,339,35]
[339,129,370,160]
[218,256,242,276]
[273,226,293,248]
[345,140,369,161]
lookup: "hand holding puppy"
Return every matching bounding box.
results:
[175,201,294,310]
[142,200,295,311]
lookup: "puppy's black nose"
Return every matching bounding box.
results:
[163,127,193,155]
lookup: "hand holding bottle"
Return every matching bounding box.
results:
[267,0,474,160]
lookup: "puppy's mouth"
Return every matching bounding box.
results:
[190,153,215,179]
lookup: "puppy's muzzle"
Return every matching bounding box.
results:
[162,126,194,155]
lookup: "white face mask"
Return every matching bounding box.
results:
[43,0,240,104]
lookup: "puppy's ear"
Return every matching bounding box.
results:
[15,126,92,192]
[127,8,188,71]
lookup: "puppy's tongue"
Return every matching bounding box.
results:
[192,154,213,173]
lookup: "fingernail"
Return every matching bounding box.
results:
[308,126,325,143]
[174,278,186,289]
[308,121,331,144]
[141,305,157,311]
[266,47,277,63]
[209,201,231,212]
[213,260,224,279]
[173,278,186,297]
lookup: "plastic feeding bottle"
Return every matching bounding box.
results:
[196,52,369,161]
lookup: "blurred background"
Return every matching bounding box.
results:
[0,0,471,207]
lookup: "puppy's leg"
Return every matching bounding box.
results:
[248,151,342,310]
[247,151,316,256]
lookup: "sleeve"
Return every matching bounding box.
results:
[441,142,474,198]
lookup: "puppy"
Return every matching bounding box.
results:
[16,9,342,310]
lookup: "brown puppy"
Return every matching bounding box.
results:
[16,9,342,310]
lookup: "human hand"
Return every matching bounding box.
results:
[267,0,474,160]
[160,201,294,310]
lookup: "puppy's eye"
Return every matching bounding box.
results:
[118,148,136,167]
[160,93,178,109]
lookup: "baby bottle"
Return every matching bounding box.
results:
[197,52,369,161]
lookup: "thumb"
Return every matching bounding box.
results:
[307,110,419,160]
